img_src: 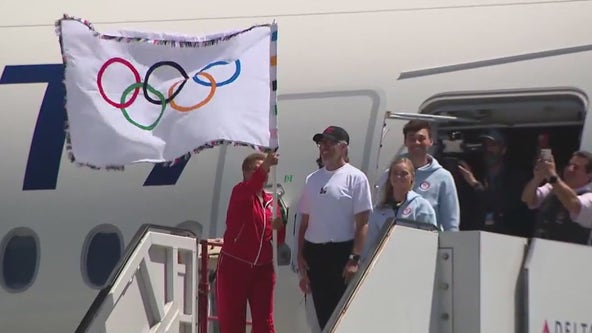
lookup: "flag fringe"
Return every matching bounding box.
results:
[55,14,271,48]
[64,117,277,170]
[56,14,277,170]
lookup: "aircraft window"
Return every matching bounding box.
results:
[0,227,40,292]
[81,225,123,289]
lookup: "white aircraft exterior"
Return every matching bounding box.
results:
[2,0,592,332]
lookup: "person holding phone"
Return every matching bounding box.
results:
[521,150,592,244]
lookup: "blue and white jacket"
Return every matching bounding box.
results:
[363,190,436,260]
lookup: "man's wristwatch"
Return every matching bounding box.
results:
[549,175,558,184]
[348,254,361,264]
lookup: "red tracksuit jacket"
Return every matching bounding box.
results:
[221,166,286,266]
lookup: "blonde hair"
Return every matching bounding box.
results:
[242,152,265,171]
[379,157,415,207]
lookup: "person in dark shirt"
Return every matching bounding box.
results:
[457,129,534,237]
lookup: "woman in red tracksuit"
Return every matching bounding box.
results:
[216,152,285,333]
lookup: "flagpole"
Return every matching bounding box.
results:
[271,164,279,275]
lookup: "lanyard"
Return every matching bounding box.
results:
[391,201,404,217]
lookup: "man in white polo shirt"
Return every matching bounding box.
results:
[296,125,373,330]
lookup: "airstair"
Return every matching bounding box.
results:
[75,225,199,333]
[75,222,592,333]
[324,220,592,333]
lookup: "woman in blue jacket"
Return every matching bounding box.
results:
[364,157,437,259]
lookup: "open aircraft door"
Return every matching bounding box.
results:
[378,42,592,170]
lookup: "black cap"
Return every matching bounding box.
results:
[313,126,350,145]
[479,129,506,145]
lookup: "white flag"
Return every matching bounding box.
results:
[56,15,278,169]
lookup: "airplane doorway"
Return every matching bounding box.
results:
[386,88,587,234]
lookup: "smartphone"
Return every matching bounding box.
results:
[540,148,553,161]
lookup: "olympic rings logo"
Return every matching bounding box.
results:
[97,57,241,130]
